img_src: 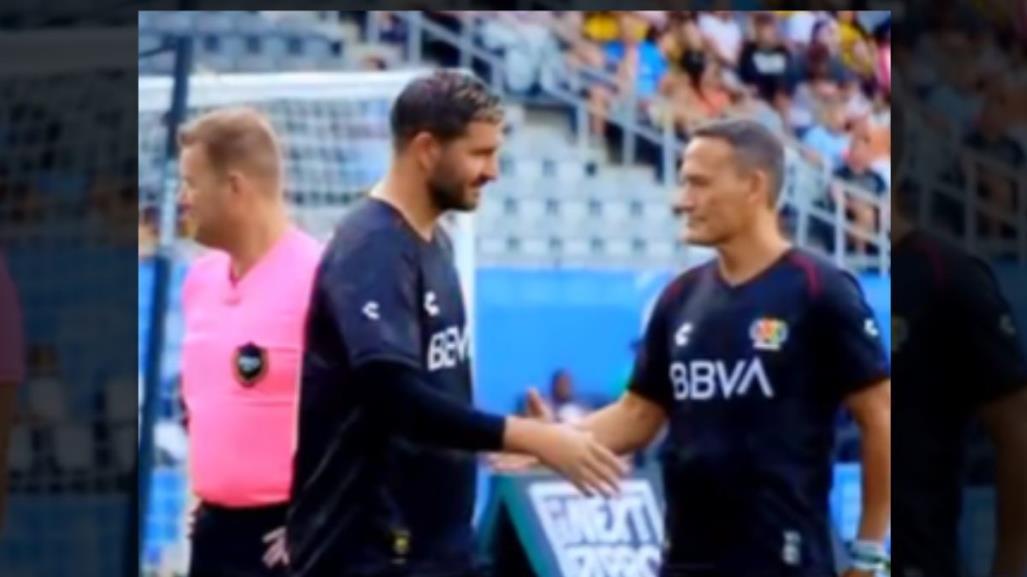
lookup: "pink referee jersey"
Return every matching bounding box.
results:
[0,252,26,385]
[182,227,322,507]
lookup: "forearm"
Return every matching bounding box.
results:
[992,438,1027,576]
[360,362,505,452]
[578,394,664,455]
[856,412,891,541]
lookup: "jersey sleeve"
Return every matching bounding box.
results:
[320,231,422,371]
[950,256,1027,405]
[817,268,891,398]
[0,254,25,384]
[628,290,674,411]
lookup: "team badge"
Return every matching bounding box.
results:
[234,342,268,387]
[391,528,411,557]
[750,318,788,351]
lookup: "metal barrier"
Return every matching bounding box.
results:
[364,11,892,273]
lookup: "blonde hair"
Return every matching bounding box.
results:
[177,107,282,185]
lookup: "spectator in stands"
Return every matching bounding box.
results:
[833,127,888,256]
[789,36,848,135]
[585,12,669,138]
[801,97,852,172]
[836,11,878,84]
[659,13,707,90]
[873,20,891,94]
[480,12,561,94]
[549,369,590,425]
[581,11,621,45]
[737,13,795,106]
[698,11,743,68]
[963,82,1025,239]
[797,19,850,88]
[780,10,828,51]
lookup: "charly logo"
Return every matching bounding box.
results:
[529,479,664,577]
[750,318,789,352]
[864,318,880,338]
[362,301,380,321]
[234,342,267,387]
[674,322,693,347]
[424,291,440,317]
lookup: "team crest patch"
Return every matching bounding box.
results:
[234,342,268,387]
[750,318,788,351]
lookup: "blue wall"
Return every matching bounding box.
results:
[474,267,893,415]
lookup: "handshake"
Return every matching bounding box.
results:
[492,389,626,498]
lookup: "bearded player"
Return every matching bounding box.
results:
[286,70,625,577]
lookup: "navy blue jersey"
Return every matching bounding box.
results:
[630,248,890,577]
[287,198,478,577]
[892,230,1027,577]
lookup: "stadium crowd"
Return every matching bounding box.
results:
[360,10,894,255]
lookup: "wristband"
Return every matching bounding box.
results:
[850,539,889,573]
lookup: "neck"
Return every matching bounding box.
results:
[715,217,792,285]
[223,199,290,280]
[371,161,441,241]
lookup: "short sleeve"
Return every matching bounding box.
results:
[0,254,25,384]
[628,291,674,411]
[817,268,891,397]
[950,257,1027,405]
[320,233,422,371]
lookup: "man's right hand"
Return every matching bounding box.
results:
[504,417,625,497]
[536,424,626,497]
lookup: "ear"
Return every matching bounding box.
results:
[410,132,440,173]
[225,170,246,198]
[748,169,771,207]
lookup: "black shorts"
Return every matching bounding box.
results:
[188,501,288,577]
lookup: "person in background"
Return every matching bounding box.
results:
[698,10,743,68]
[802,97,852,172]
[549,369,590,425]
[738,12,795,105]
[175,107,323,577]
[585,12,669,138]
[833,127,889,257]
[836,11,878,84]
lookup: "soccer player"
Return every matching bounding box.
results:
[286,70,625,577]
[522,118,892,577]
[890,108,1027,577]
[0,251,25,532]
[176,108,322,577]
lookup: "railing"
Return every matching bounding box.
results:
[362,11,893,273]
[908,135,1027,263]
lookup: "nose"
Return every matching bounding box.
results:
[671,186,694,217]
[483,155,500,183]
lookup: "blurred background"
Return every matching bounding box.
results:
[135,9,903,577]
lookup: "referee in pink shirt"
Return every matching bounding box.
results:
[176,108,321,577]
[0,251,25,533]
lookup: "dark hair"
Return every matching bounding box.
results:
[691,118,785,204]
[390,70,503,149]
